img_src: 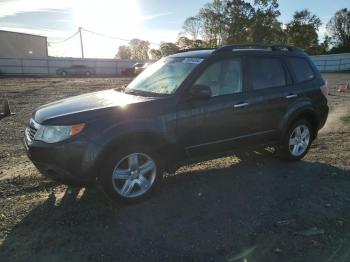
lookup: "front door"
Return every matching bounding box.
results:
[176,57,263,157]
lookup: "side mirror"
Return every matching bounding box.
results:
[188,84,212,100]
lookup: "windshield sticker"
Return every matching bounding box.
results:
[182,58,203,64]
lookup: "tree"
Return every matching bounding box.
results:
[176,36,208,49]
[115,45,131,59]
[192,0,285,46]
[286,9,322,51]
[149,49,162,60]
[198,0,227,47]
[182,16,202,41]
[249,0,285,44]
[308,35,332,54]
[327,8,350,48]
[159,42,179,56]
[224,0,254,44]
[176,36,194,49]
[129,39,150,60]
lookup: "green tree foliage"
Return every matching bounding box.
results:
[327,8,350,52]
[115,45,131,59]
[159,42,180,56]
[224,0,254,44]
[198,0,227,47]
[191,0,286,46]
[176,36,194,49]
[176,36,208,49]
[249,0,285,44]
[286,9,322,52]
[129,39,150,60]
[149,49,162,60]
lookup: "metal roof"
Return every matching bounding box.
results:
[0,29,47,39]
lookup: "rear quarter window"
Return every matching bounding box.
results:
[288,57,315,83]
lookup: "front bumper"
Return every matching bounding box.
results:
[24,134,99,187]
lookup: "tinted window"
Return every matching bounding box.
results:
[288,57,315,83]
[195,59,242,97]
[249,57,286,90]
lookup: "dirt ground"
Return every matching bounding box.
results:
[0,74,349,262]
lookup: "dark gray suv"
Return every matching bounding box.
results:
[24,45,329,202]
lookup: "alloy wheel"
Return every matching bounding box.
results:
[289,124,311,157]
[111,153,157,198]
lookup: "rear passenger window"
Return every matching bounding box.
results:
[249,57,286,90]
[288,57,315,83]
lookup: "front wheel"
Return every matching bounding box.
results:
[99,145,162,202]
[277,119,313,161]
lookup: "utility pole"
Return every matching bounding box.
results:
[78,27,84,59]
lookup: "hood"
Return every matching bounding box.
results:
[33,89,157,124]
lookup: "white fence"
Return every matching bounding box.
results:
[0,57,147,76]
[0,53,349,76]
[312,53,350,72]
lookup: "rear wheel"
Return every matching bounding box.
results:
[85,71,91,77]
[278,119,313,161]
[61,71,67,77]
[99,144,162,202]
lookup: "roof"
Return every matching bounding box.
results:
[170,45,305,59]
[0,29,47,39]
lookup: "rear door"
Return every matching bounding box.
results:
[244,54,300,140]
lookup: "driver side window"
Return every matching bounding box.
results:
[194,59,242,97]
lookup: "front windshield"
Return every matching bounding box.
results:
[125,57,203,95]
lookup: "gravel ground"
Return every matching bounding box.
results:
[0,74,350,262]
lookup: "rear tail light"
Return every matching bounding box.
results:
[320,80,329,98]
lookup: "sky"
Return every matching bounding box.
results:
[0,0,348,58]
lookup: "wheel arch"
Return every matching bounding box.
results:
[94,131,181,177]
[279,105,320,141]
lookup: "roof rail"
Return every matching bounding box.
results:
[213,44,302,54]
[175,48,216,54]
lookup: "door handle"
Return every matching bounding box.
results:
[234,102,249,109]
[286,94,298,99]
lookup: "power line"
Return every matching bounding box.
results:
[48,31,79,45]
[48,27,160,46]
[81,27,160,45]
[47,27,161,57]
[81,28,131,42]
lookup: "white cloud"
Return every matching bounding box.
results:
[0,0,71,17]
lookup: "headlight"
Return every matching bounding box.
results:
[35,123,85,143]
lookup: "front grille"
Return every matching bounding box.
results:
[25,119,40,144]
[27,126,37,141]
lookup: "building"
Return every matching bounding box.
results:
[0,30,48,58]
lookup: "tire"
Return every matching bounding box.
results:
[277,119,313,161]
[85,71,91,77]
[98,144,163,203]
[61,71,67,77]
